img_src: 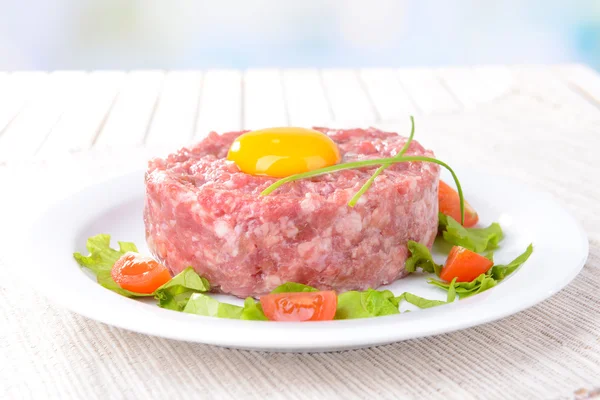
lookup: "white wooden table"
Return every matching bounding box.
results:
[1,66,599,400]
[0,65,598,159]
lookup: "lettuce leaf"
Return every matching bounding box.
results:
[396,292,446,309]
[183,294,268,320]
[489,244,534,280]
[73,234,150,297]
[183,293,244,319]
[154,267,210,310]
[439,214,504,253]
[335,289,400,319]
[428,273,497,299]
[428,244,533,298]
[240,297,268,321]
[405,240,442,276]
[270,282,318,294]
[396,278,457,309]
[74,235,212,304]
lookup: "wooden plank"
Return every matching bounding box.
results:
[243,69,288,130]
[0,72,48,136]
[554,64,600,109]
[0,72,14,132]
[359,68,418,120]
[511,65,599,116]
[194,70,242,138]
[94,71,164,148]
[145,71,202,149]
[37,71,125,156]
[437,67,496,110]
[0,71,86,159]
[320,69,377,125]
[472,65,515,103]
[282,69,331,127]
[397,68,461,114]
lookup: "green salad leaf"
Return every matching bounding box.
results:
[183,294,268,320]
[489,244,534,281]
[73,234,150,297]
[154,267,210,310]
[405,240,442,276]
[396,292,446,309]
[429,274,497,299]
[75,229,532,322]
[396,278,457,309]
[240,298,268,321]
[439,214,504,253]
[184,293,244,319]
[270,282,318,294]
[335,289,400,319]
[428,244,533,298]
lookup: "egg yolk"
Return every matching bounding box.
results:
[226,127,341,178]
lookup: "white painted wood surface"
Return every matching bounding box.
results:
[194,70,242,139]
[94,70,164,148]
[145,71,202,149]
[282,69,331,126]
[37,71,125,155]
[0,65,599,160]
[243,69,288,129]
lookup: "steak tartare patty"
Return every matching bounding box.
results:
[144,128,440,298]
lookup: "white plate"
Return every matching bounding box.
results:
[24,167,588,352]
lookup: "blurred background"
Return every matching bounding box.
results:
[1,0,599,70]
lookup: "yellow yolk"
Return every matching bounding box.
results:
[226,127,341,178]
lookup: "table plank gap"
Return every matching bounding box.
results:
[194,70,242,138]
[553,64,600,112]
[396,68,462,114]
[0,72,15,135]
[439,66,518,112]
[358,68,419,121]
[189,72,205,143]
[94,70,165,148]
[0,71,86,159]
[471,65,515,103]
[355,70,382,122]
[145,71,203,149]
[278,70,292,126]
[317,70,337,125]
[0,72,49,138]
[37,71,126,156]
[243,69,288,130]
[436,70,467,109]
[320,69,378,126]
[142,77,166,146]
[511,65,600,117]
[282,69,332,127]
[91,82,123,147]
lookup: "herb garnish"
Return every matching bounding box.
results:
[260,116,466,224]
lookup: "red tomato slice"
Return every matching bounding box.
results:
[440,246,493,282]
[260,291,337,322]
[438,180,479,227]
[111,252,172,294]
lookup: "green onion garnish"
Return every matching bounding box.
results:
[347,116,416,206]
[260,117,465,224]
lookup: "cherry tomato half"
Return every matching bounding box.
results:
[111,252,172,294]
[260,291,337,322]
[440,246,493,282]
[439,180,479,227]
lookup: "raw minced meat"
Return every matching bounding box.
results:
[144,128,440,298]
